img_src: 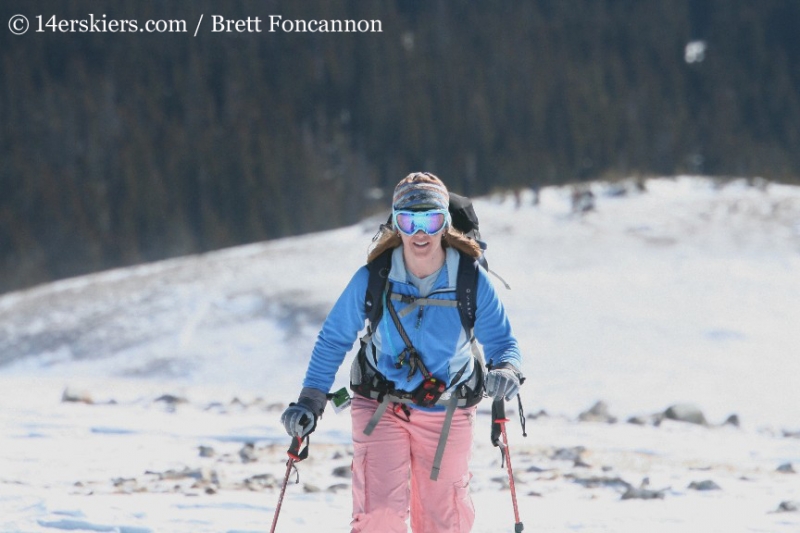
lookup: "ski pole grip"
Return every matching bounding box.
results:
[491,399,507,448]
[492,398,507,422]
[287,435,309,462]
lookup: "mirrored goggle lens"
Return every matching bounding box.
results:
[393,210,447,235]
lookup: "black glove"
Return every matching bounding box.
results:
[485,363,522,401]
[280,387,327,437]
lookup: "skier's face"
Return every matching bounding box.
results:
[399,228,444,267]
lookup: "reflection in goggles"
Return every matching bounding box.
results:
[393,209,449,236]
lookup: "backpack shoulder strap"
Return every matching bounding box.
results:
[455,250,479,334]
[364,248,393,326]
[366,248,478,335]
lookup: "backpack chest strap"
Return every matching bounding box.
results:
[388,293,458,319]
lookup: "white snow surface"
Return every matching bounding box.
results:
[1,176,799,532]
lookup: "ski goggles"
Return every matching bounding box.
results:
[392,209,450,236]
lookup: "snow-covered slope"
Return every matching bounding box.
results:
[1,176,798,532]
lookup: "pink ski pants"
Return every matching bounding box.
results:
[349,395,477,533]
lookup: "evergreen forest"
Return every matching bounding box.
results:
[2,0,799,294]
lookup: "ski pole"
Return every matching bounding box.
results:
[270,435,309,533]
[492,399,524,533]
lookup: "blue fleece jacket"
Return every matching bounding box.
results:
[302,247,522,405]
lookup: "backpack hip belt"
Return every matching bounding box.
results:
[350,334,484,411]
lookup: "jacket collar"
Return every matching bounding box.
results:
[389,246,459,289]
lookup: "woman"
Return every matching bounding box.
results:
[281,172,523,532]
